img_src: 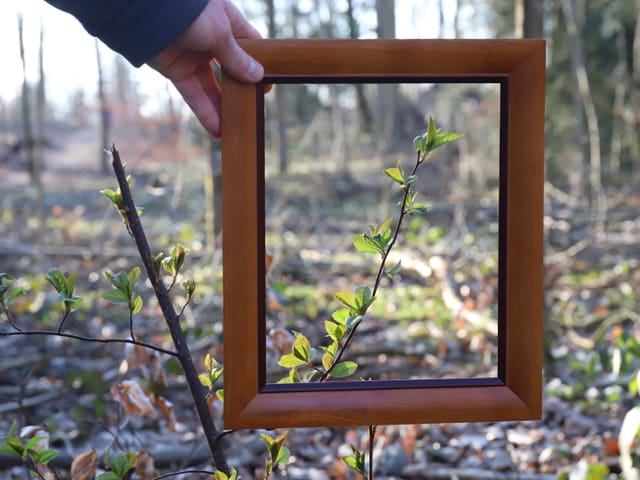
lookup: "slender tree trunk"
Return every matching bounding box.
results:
[265,0,289,175]
[347,0,373,133]
[516,0,544,38]
[437,0,445,38]
[205,138,222,251]
[454,0,462,38]
[560,0,606,226]
[34,21,46,211]
[18,15,37,191]
[96,40,111,174]
[375,0,399,152]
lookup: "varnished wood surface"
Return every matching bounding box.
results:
[222,39,544,429]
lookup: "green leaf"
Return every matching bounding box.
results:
[383,167,404,184]
[292,332,311,362]
[354,285,372,312]
[102,290,129,304]
[413,134,426,153]
[346,315,362,328]
[97,473,120,480]
[214,471,229,480]
[6,437,24,457]
[127,267,141,289]
[45,269,66,293]
[204,353,213,373]
[131,295,143,315]
[335,291,357,310]
[331,361,358,378]
[343,446,366,476]
[429,132,464,152]
[35,449,58,465]
[426,116,438,148]
[278,353,306,368]
[6,287,24,303]
[24,436,45,453]
[322,352,333,371]
[353,234,382,254]
[325,321,345,342]
[276,445,290,465]
[216,389,224,402]
[0,443,22,457]
[386,260,402,278]
[332,307,350,325]
[199,373,212,388]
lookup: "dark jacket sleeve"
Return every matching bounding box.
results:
[44,0,208,66]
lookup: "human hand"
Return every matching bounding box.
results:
[147,0,264,137]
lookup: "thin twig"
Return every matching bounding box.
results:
[1,304,22,331]
[110,145,229,474]
[128,311,136,341]
[0,329,177,357]
[368,424,376,480]
[153,470,216,480]
[57,309,71,334]
[321,153,421,381]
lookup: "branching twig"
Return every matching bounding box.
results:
[321,153,421,381]
[110,145,229,474]
[0,329,177,357]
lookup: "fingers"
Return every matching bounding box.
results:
[172,62,223,137]
[213,0,264,83]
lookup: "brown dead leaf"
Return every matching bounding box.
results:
[135,450,157,479]
[155,396,177,432]
[110,380,157,419]
[123,344,166,385]
[70,450,98,480]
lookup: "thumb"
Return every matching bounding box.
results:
[215,35,263,83]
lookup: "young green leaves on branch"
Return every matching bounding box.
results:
[199,353,225,402]
[97,451,136,480]
[103,267,143,340]
[261,431,290,479]
[103,267,143,316]
[0,273,24,330]
[0,422,59,479]
[45,268,84,333]
[413,116,464,162]
[100,175,144,236]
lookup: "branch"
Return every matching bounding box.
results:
[0,329,177,357]
[321,153,421,381]
[109,145,229,474]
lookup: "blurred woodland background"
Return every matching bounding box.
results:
[3,0,640,478]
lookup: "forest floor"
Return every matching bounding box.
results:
[1,126,640,479]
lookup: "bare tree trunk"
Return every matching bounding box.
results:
[96,40,111,174]
[454,0,463,38]
[560,0,606,226]
[437,0,445,38]
[347,0,373,133]
[18,15,36,189]
[265,0,289,175]
[205,138,222,251]
[516,0,544,38]
[375,0,399,152]
[34,21,46,210]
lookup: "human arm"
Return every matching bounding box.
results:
[44,0,264,137]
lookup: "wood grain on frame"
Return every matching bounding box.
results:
[222,39,544,429]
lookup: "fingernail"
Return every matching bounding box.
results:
[248,59,264,82]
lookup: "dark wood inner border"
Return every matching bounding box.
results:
[222,39,544,429]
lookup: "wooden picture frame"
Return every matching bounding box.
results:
[222,39,545,429]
